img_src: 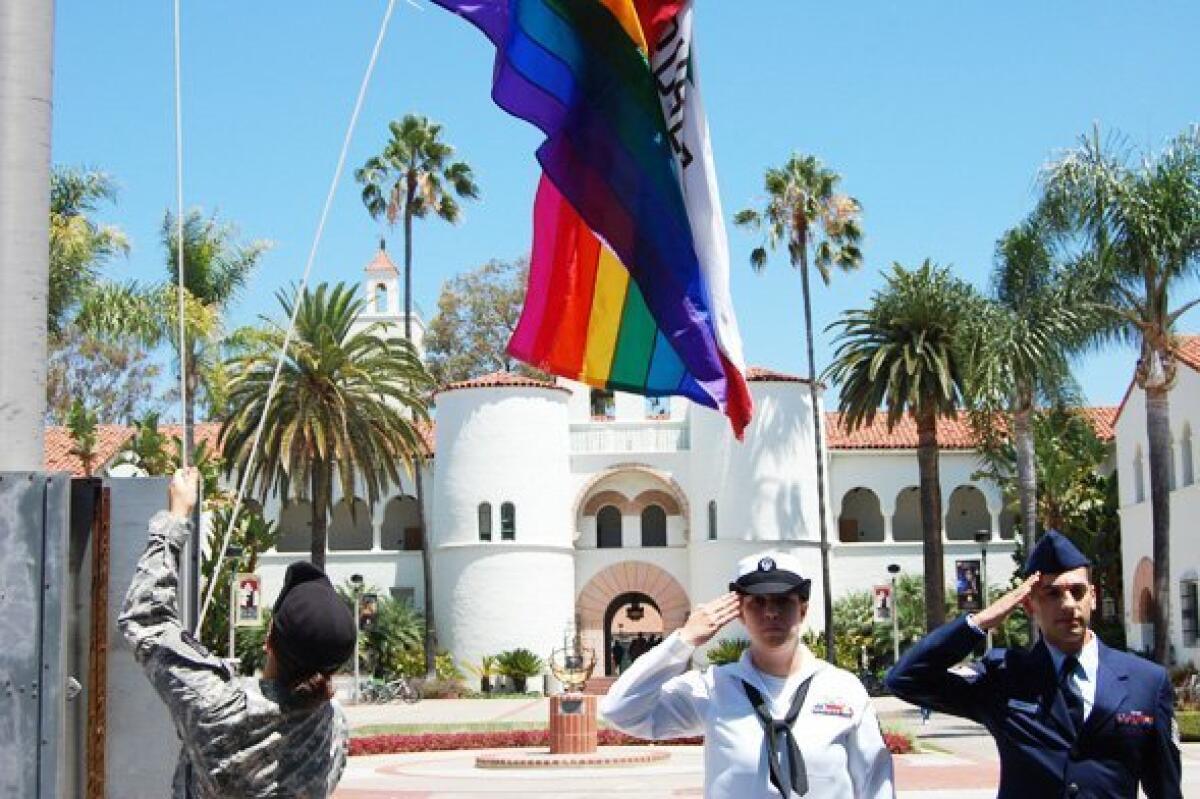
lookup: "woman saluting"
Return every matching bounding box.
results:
[601,552,894,798]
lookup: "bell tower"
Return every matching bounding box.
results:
[357,238,426,358]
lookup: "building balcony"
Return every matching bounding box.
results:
[570,420,690,454]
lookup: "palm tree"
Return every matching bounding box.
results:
[355,114,478,676]
[77,209,269,453]
[734,154,863,662]
[1039,125,1200,664]
[825,261,981,632]
[355,113,479,342]
[220,282,432,572]
[48,166,129,335]
[965,218,1094,574]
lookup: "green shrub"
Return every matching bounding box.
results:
[394,649,463,682]
[415,677,468,699]
[706,638,750,666]
[1178,710,1200,742]
[496,648,545,693]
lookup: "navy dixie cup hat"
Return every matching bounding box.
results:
[270,562,356,675]
[730,552,812,600]
[1023,530,1092,577]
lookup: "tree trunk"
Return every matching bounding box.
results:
[415,460,437,679]
[183,356,198,458]
[797,244,835,663]
[1011,402,1038,641]
[1145,385,1173,665]
[916,409,946,632]
[403,197,414,342]
[0,0,53,471]
[310,464,330,571]
[402,193,434,678]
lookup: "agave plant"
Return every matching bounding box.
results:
[705,637,751,666]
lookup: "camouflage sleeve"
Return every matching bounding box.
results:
[117,511,243,738]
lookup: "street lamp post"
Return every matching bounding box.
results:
[350,573,364,703]
[227,545,244,661]
[887,564,901,666]
[975,530,992,649]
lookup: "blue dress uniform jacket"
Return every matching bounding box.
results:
[886,617,1181,799]
[118,512,349,798]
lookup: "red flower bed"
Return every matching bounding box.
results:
[350,728,914,756]
[882,731,913,755]
[350,729,701,756]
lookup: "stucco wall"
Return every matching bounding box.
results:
[1115,366,1200,664]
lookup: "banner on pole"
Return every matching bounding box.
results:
[872,584,893,623]
[955,560,982,612]
[235,573,262,627]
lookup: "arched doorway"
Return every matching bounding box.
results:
[576,561,690,677]
[604,592,664,676]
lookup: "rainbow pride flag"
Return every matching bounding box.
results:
[431,0,752,436]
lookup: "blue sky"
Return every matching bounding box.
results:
[53,1,1200,415]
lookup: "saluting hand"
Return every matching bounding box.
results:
[680,592,742,647]
[973,572,1040,631]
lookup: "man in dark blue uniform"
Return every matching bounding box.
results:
[886,531,1181,798]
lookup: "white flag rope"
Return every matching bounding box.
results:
[194,0,399,634]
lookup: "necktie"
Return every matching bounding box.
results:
[1060,655,1084,734]
[742,675,815,798]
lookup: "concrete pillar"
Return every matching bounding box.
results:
[0,0,54,471]
[881,506,895,542]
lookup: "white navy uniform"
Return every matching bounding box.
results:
[600,632,895,798]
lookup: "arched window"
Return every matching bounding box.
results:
[329,498,373,551]
[500,502,516,540]
[1169,434,1178,491]
[1134,446,1146,503]
[478,502,493,541]
[589,388,615,420]
[276,501,313,552]
[374,283,388,313]
[1183,424,1195,487]
[707,500,717,541]
[382,495,422,550]
[597,505,622,548]
[641,505,667,547]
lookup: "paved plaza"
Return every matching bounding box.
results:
[334,697,1200,797]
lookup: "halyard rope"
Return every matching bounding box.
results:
[195,0,399,633]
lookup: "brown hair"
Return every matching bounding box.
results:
[268,627,335,711]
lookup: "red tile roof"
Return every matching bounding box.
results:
[364,246,399,275]
[825,407,1116,451]
[745,366,814,384]
[45,418,437,473]
[436,370,569,395]
[44,424,135,476]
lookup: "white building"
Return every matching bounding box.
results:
[45,248,1131,674]
[245,249,1037,674]
[1113,335,1200,665]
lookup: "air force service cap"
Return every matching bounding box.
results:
[271,561,356,675]
[1024,530,1091,577]
[730,552,812,600]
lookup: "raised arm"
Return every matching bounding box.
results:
[117,469,241,737]
[886,574,1039,720]
[600,592,739,739]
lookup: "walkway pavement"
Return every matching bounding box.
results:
[336,697,1200,797]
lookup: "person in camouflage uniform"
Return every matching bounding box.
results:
[118,468,356,798]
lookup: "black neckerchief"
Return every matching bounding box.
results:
[741,673,816,797]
